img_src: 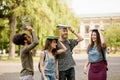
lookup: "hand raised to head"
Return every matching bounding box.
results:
[26,26,34,32]
[68,27,75,33]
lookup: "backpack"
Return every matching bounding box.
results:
[38,50,46,72]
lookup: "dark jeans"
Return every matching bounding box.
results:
[59,67,75,80]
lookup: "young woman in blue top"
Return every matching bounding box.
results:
[39,36,67,80]
[84,29,107,80]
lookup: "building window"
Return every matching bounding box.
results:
[95,25,99,29]
[85,25,89,33]
[85,39,89,48]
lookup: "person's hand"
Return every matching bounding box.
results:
[68,27,75,33]
[43,76,47,80]
[26,26,34,32]
[83,66,88,74]
[58,39,62,44]
[56,70,59,79]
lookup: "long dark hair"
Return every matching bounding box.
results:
[88,30,102,53]
[44,39,58,56]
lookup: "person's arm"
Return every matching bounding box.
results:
[98,30,105,44]
[24,26,39,50]
[84,60,90,74]
[55,59,59,79]
[56,40,67,54]
[68,27,83,42]
[98,30,106,48]
[39,51,47,80]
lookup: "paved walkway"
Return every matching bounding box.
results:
[0,54,120,80]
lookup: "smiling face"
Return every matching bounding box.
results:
[91,32,97,43]
[91,30,101,46]
[59,28,68,40]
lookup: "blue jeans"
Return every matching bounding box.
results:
[45,71,56,80]
[59,67,75,80]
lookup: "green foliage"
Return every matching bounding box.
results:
[0,0,80,51]
[104,24,120,47]
[0,19,9,51]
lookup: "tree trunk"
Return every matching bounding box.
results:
[8,13,16,60]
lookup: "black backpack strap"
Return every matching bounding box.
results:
[101,48,106,61]
[101,48,108,71]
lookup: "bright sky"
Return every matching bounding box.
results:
[67,0,120,15]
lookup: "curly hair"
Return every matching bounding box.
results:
[12,33,27,45]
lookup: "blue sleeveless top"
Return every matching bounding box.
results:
[87,45,106,63]
[44,50,56,73]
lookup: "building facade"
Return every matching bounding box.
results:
[78,13,120,51]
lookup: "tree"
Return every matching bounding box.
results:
[0,0,80,59]
[0,19,9,53]
[0,0,22,59]
[104,23,120,53]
